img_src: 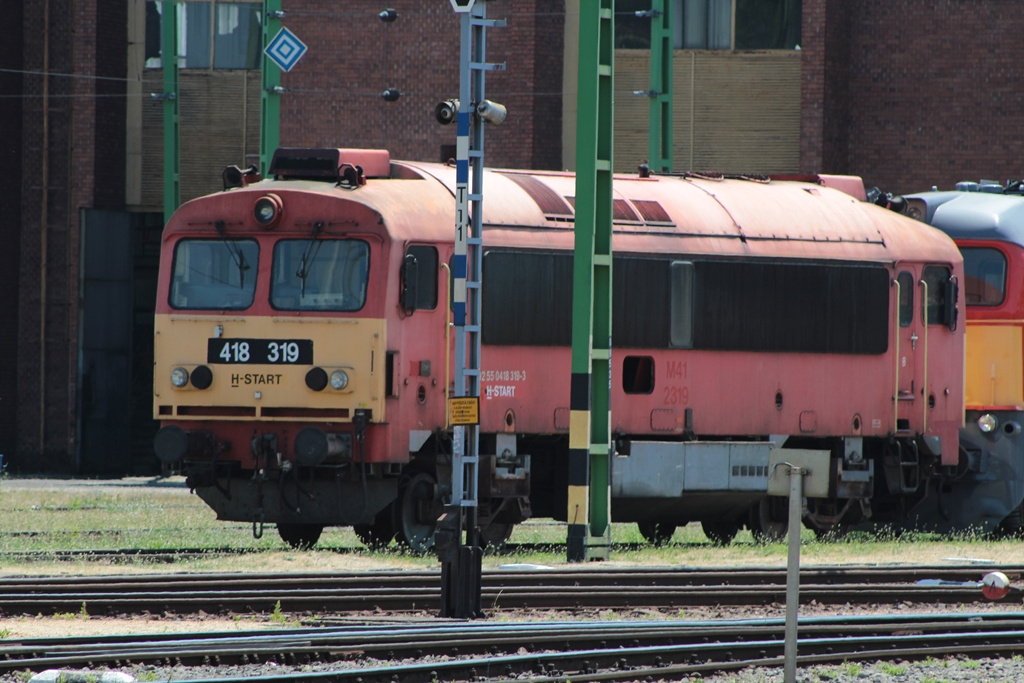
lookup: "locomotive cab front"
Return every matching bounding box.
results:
[152,148,453,549]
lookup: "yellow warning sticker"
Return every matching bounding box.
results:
[448,397,480,425]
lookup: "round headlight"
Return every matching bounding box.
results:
[170,367,189,388]
[330,369,349,390]
[978,413,998,434]
[253,194,282,228]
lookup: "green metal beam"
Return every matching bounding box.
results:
[648,0,673,173]
[260,0,282,176]
[567,0,614,563]
[161,1,179,222]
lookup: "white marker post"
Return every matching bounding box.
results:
[783,464,805,683]
[768,448,831,683]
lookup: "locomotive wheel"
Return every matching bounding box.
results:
[750,496,788,544]
[354,507,397,550]
[637,521,677,546]
[396,472,439,553]
[479,522,515,549]
[276,523,324,550]
[701,520,739,546]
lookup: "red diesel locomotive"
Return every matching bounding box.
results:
[153,147,965,549]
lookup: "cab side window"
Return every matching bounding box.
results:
[922,265,956,328]
[898,271,914,327]
[402,245,439,312]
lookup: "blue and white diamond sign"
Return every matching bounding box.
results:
[264,27,308,72]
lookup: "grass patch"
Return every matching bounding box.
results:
[877,661,907,675]
[0,477,1019,574]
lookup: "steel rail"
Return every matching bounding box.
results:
[1,584,1000,614]
[1,564,1018,588]
[0,566,1018,615]
[2,613,1023,681]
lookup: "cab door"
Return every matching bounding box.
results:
[894,268,922,433]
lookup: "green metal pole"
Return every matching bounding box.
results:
[567,0,613,563]
[648,0,673,172]
[161,0,180,222]
[260,0,282,176]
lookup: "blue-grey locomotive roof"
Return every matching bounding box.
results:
[907,190,1024,247]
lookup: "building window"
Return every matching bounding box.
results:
[146,1,263,70]
[680,0,732,49]
[616,0,801,51]
[733,0,802,50]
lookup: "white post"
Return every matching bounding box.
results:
[784,465,805,683]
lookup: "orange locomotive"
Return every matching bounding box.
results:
[899,183,1024,535]
[153,148,965,548]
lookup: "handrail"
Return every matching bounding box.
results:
[919,278,929,434]
[441,261,453,429]
[892,277,901,430]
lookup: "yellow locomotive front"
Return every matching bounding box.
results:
[152,149,454,548]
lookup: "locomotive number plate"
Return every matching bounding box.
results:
[208,338,313,365]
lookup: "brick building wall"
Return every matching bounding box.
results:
[0,0,23,464]
[17,0,76,470]
[799,0,851,176]
[276,1,564,169]
[805,0,1024,193]
[5,0,128,471]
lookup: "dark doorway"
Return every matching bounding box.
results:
[79,209,162,475]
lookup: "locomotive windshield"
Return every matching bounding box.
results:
[270,238,369,311]
[961,247,1006,306]
[169,238,258,310]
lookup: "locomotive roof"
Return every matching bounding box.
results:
[904,190,1024,247]
[391,161,960,265]
[174,150,961,267]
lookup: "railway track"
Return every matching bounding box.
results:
[0,565,1019,616]
[3,612,1024,681]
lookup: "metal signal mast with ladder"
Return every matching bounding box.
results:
[435,0,506,619]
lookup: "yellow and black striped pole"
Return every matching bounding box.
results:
[567,0,613,562]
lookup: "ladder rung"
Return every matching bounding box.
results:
[470,61,506,72]
[471,17,506,28]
